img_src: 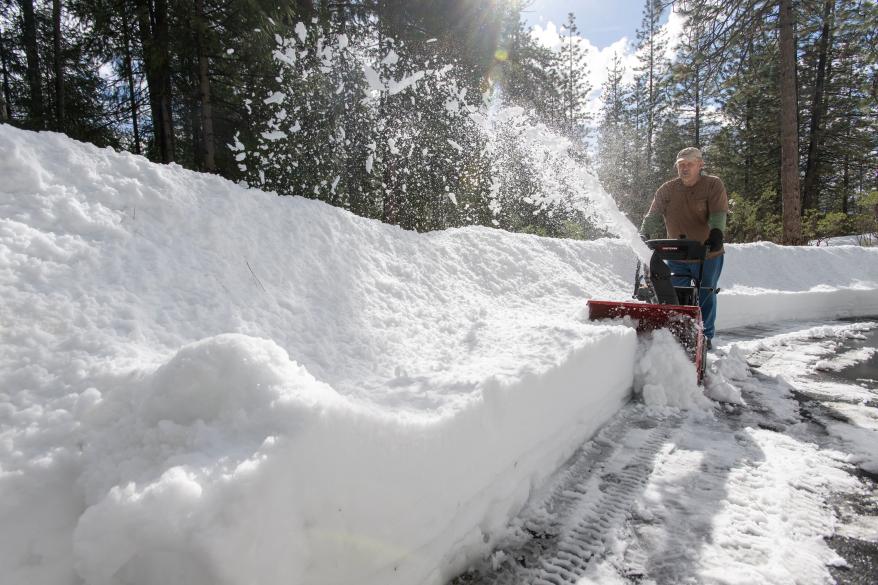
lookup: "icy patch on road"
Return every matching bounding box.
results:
[721,321,878,474]
[824,419,878,473]
[815,347,876,372]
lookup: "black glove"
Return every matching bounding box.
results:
[705,228,724,252]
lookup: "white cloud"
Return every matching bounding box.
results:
[531,23,636,119]
[530,8,687,121]
[663,8,687,61]
[530,21,563,51]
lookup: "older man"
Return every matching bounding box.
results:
[640,147,729,349]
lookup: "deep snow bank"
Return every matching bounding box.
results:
[1,125,636,585]
[719,243,878,329]
[2,125,878,585]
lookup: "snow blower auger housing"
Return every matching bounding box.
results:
[588,239,709,384]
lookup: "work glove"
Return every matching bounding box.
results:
[705,228,724,252]
[639,233,649,243]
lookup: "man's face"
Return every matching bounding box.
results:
[676,158,704,186]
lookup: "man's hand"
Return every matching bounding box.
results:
[705,228,723,252]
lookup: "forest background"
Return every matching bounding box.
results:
[1,0,876,245]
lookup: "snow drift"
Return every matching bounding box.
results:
[1,124,877,585]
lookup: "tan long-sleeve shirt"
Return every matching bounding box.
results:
[647,174,729,257]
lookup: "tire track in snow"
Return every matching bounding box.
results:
[454,406,682,585]
[618,398,846,585]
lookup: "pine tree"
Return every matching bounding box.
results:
[597,52,640,218]
[19,0,43,128]
[778,0,802,243]
[0,6,17,122]
[554,12,592,140]
[679,0,803,243]
[493,0,561,122]
[670,2,720,147]
[633,0,669,172]
[804,0,878,214]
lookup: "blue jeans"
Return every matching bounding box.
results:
[666,255,724,339]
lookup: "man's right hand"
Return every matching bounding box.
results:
[705,228,724,252]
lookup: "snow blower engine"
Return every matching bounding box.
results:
[587,239,710,384]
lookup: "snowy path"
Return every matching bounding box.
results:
[451,319,878,585]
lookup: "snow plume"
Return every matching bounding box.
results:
[232,21,485,229]
[233,21,653,250]
[633,330,712,412]
[470,90,652,263]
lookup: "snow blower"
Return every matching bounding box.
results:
[588,239,709,384]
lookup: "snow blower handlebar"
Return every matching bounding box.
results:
[635,239,708,305]
[645,238,708,262]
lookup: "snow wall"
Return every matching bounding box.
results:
[1,125,877,585]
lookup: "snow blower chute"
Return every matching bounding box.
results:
[588,239,710,384]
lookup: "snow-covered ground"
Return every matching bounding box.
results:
[456,321,878,584]
[1,124,877,585]
[810,234,876,247]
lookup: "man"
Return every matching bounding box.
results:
[640,147,729,349]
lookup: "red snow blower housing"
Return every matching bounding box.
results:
[588,239,711,384]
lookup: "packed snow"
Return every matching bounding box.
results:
[811,233,876,247]
[719,321,878,474]
[1,124,877,585]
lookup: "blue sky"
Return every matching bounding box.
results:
[522,1,683,118]
[523,0,646,48]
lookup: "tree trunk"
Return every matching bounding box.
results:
[0,25,11,121]
[646,16,655,168]
[134,0,162,157]
[188,79,200,168]
[52,0,65,131]
[121,15,141,154]
[194,0,216,171]
[568,29,573,132]
[801,0,833,213]
[778,0,802,244]
[694,63,701,146]
[20,0,44,128]
[153,0,175,162]
[135,0,174,163]
[841,83,853,212]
